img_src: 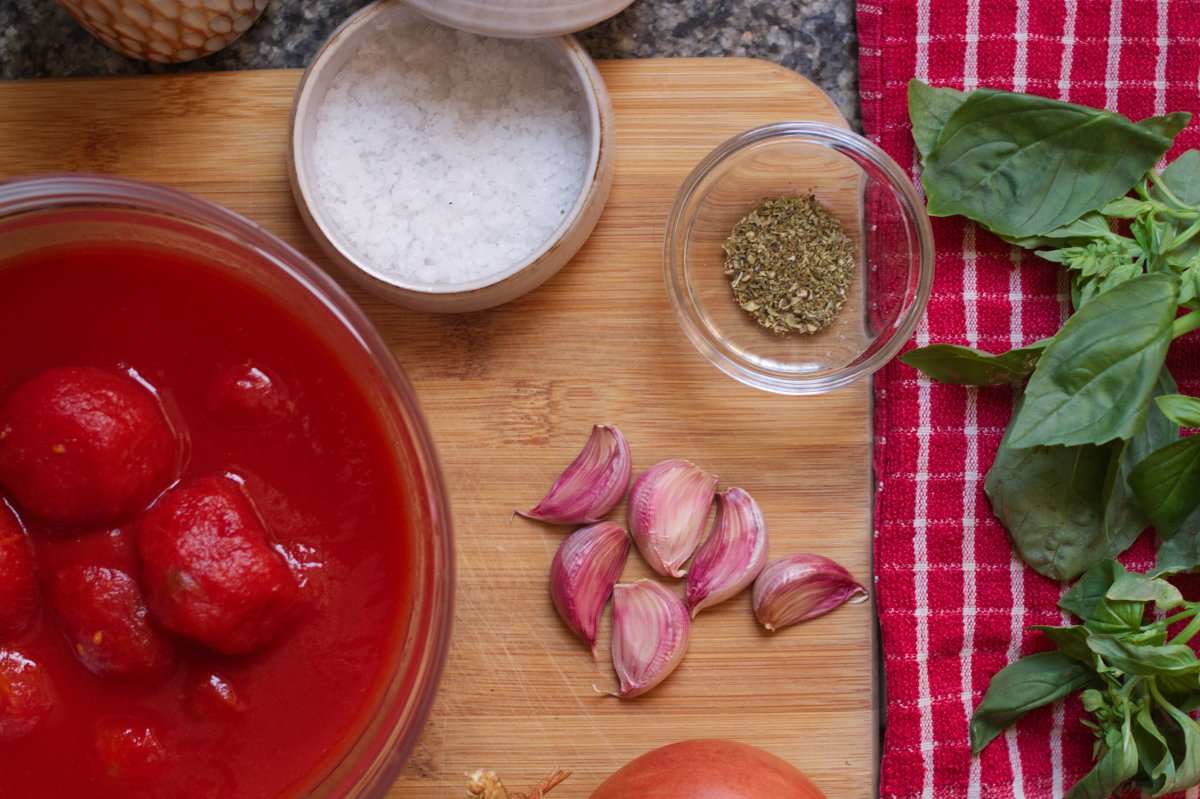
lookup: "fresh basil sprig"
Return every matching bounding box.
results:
[918,87,1189,238]
[902,81,1200,579]
[972,561,1200,798]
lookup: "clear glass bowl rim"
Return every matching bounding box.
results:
[0,173,455,798]
[663,121,935,395]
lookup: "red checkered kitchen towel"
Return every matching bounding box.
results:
[858,2,1200,798]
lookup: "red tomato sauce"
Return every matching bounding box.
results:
[0,244,412,798]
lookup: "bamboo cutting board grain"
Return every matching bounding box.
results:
[0,59,877,798]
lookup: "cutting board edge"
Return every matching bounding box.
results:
[5,56,850,127]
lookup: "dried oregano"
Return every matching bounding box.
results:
[723,195,856,335]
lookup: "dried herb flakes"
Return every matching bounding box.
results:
[723,195,856,335]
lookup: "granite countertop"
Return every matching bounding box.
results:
[0,0,860,127]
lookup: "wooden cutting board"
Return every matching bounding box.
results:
[0,59,877,798]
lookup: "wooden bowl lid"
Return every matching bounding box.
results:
[401,0,635,38]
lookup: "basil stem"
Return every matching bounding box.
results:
[1173,312,1200,339]
[1169,613,1200,647]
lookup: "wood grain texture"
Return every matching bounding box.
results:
[0,58,877,798]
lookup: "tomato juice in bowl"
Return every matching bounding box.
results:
[0,175,453,799]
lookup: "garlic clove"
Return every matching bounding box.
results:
[519,425,631,526]
[626,459,718,578]
[685,487,768,616]
[550,521,631,656]
[752,553,868,632]
[611,579,690,698]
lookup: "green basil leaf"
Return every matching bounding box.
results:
[1081,688,1108,713]
[1178,266,1200,304]
[1154,509,1200,575]
[1086,599,1152,636]
[1036,248,1071,264]
[1064,710,1139,799]
[970,651,1097,753]
[1097,711,1126,751]
[899,341,1047,385]
[1060,560,1150,634]
[1006,273,1179,448]
[1155,394,1200,428]
[1152,689,1200,794]
[1130,435,1200,538]
[1132,701,1173,793]
[1000,212,1117,250]
[987,438,1121,580]
[1103,366,1179,548]
[1087,635,1200,677]
[1152,221,1179,268]
[908,80,968,162]
[1106,571,1185,610]
[1158,149,1200,207]
[1061,560,1131,619]
[1072,271,1089,309]
[1133,214,1155,254]
[1029,624,1095,663]
[988,370,1176,580]
[1102,197,1154,219]
[1156,672,1200,712]
[1127,627,1170,648]
[1138,112,1193,141]
[923,90,1183,237]
[1168,246,1200,270]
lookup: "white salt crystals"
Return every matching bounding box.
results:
[311,12,591,287]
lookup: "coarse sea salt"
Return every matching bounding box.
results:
[312,10,590,287]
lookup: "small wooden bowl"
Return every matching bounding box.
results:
[289,0,615,313]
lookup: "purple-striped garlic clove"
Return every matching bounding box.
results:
[685,487,768,616]
[611,580,690,698]
[626,459,718,578]
[550,521,631,656]
[752,553,868,632]
[519,425,632,525]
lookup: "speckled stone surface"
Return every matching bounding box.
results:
[0,0,859,126]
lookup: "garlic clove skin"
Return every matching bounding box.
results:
[685,487,768,616]
[752,553,868,632]
[519,424,632,526]
[550,521,631,656]
[611,579,690,698]
[626,459,718,578]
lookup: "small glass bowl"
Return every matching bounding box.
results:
[664,122,934,395]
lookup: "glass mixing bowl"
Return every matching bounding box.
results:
[664,122,935,395]
[0,174,453,798]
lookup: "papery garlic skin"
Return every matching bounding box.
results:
[611,580,690,698]
[520,424,631,525]
[685,487,768,616]
[753,553,868,632]
[627,459,718,578]
[550,522,630,656]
